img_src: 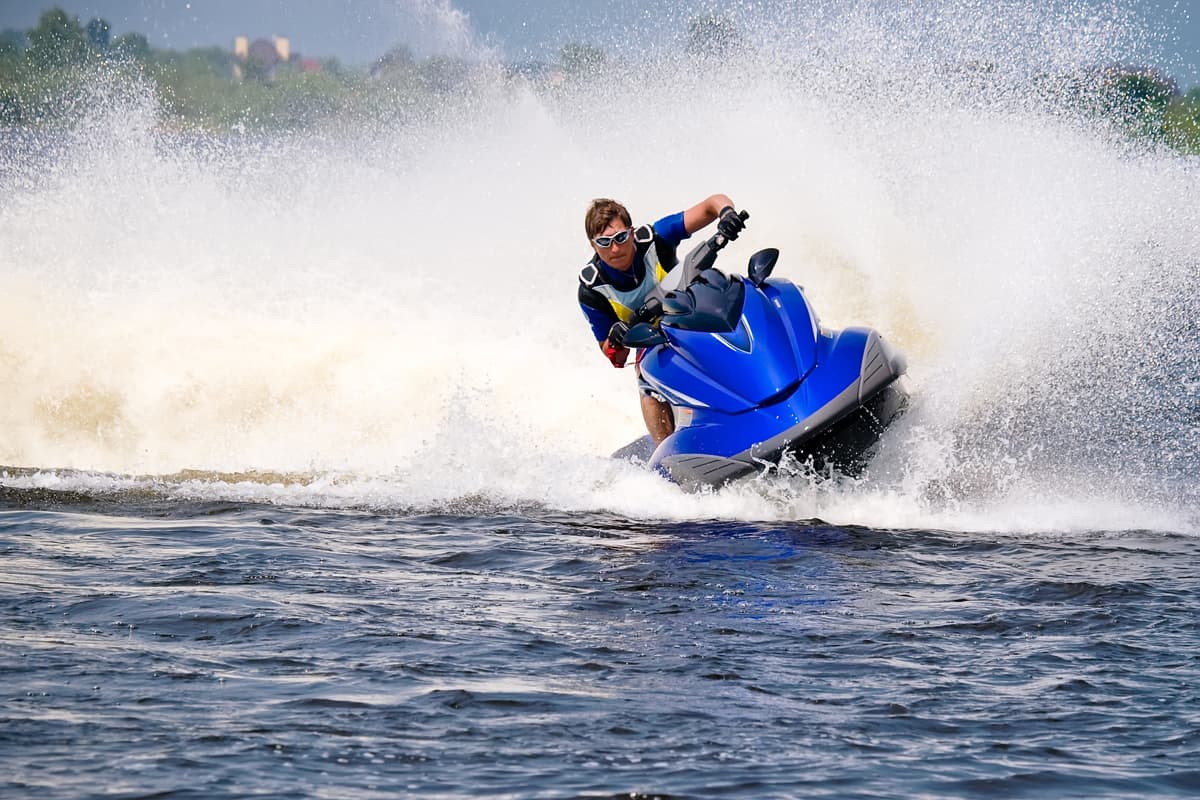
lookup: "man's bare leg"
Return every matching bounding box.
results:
[641,394,675,444]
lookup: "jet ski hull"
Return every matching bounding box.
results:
[656,378,907,488]
[649,328,909,489]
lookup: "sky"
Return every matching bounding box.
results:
[0,0,1197,85]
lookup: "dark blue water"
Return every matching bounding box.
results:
[2,491,1197,799]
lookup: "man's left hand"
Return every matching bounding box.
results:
[717,206,744,241]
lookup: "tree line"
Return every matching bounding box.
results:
[0,8,488,129]
[1,8,1197,153]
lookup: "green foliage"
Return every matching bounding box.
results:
[419,56,472,92]
[559,43,606,78]
[377,44,414,69]
[687,15,742,57]
[157,45,233,77]
[1093,68,1197,149]
[0,32,25,112]
[112,32,150,62]
[1110,71,1174,112]
[1103,70,1176,137]
[1163,95,1200,154]
[0,66,21,123]
[145,50,353,129]
[27,8,88,68]
[86,18,110,51]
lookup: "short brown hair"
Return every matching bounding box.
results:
[585,198,632,240]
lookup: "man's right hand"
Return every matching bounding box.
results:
[602,339,630,368]
[607,320,629,348]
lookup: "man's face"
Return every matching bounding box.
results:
[591,218,635,271]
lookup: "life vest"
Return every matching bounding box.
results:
[578,224,679,323]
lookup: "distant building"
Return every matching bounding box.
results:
[232,35,307,81]
[248,38,279,68]
[232,36,248,79]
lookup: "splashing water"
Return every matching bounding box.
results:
[1,0,1196,532]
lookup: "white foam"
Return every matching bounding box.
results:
[1,2,1196,534]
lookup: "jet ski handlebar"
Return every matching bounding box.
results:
[678,209,749,284]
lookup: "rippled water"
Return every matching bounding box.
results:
[2,494,1197,798]
[4,1,1199,796]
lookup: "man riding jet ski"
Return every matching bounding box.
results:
[578,195,746,446]
[610,210,908,489]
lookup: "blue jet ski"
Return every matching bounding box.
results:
[611,211,908,489]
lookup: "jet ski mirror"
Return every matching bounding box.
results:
[747,248,780,287]
[623,322,668,348]
[635,297,663,323]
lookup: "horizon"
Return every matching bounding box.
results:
[0,0,1197,88]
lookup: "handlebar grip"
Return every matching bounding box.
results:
[710,209,748,251]
[607,320,629,348]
